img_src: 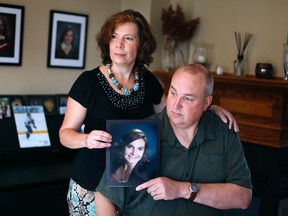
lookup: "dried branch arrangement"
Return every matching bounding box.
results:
[161,5,200,42]
[234,31,253,59]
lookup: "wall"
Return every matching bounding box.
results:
[0,0,120,94]
[1,0,287,95]
[167,0,288,77]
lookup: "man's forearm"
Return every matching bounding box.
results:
[193,183,252,209]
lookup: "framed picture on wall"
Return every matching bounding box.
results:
[47,10,88,69]
[106,119,160,187]
[0,3,24,66]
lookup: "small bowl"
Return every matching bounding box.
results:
[255,63,273,79]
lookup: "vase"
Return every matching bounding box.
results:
[162,37,185,72]
[234,55,244,76]
[283,43,288,80]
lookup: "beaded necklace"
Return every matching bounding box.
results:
[106,63,139,95]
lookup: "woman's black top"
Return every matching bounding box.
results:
[68,66,164,190]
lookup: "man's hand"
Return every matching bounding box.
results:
[136,177,188,201]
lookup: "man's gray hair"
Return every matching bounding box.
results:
[176,64,214,97]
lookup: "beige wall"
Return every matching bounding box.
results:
[0,0,120,94]
[166,0,288,78]
[1,0,287,95]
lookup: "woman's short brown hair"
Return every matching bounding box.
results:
[96,9,157,66]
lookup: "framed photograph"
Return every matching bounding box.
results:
[56,94,68,114]
[0,96,12,119]
[25,95,57,115]
[0,3,24,66]
[47,10,88,69]
[0,95,24,151]
[106,119,160,187]
[12,105,51,148]
[0,95,23,119]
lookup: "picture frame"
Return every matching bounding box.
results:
[0,95,24,151]
[56,94,68,114]
[0,3,24,66]
[0,94,24,119]
[106,119,160,187]
[25,95,57,115]
[12,105,51,149]
[47,10,88,69]
[0,96,12,119]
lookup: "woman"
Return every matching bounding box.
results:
[110,129,151,185]
[59,9,238,215]
[55,25,79,59]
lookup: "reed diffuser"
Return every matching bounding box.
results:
[234,31,253,76]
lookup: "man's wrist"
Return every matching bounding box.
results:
[188,183,200,201]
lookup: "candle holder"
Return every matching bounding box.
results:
[192,43,213,70]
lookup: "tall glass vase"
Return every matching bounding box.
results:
[283,43,288,80]
[234,55,244,76]
[162,37,185,72]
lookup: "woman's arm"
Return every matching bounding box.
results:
[95,192,118,216]
[153,94,167,113]
[59,97,111,149]
[210,105,239,132]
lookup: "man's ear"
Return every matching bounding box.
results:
[204,96,213,111]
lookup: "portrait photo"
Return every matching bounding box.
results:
[47,10,88,68]
[0,3,24,65]
[0,96,11,119]
[106,119,160,187]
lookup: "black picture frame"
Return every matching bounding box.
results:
[106,119,160,187]
[47,10,88,69]
[0,3,24,66]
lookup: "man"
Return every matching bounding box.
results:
[95,64,252,216]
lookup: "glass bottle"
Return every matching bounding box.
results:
[234,55,244,76]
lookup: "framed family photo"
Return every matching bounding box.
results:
[0,3,24,66]
[47,10,88,69]
[106,119,160,187]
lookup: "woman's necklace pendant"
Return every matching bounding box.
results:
[106,63,139,95]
